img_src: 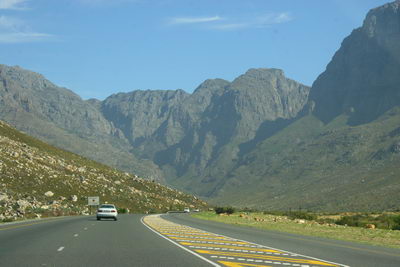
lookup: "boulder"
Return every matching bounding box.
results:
[17,200,30,210]
[366,224,376,229]
[44,191,54,197]
[0,194,8,202]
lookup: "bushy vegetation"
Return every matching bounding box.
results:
[335,214,400,230]
[214,206,235,215]
[263,210,317,221]
[117,208,128,214]
[261,210,400,230]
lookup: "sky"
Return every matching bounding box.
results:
[0,0,391,100]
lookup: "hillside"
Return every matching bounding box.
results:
[206,0,400,211]
[0,120,207,222]
[0,65,164,182]
[212,109,400,211]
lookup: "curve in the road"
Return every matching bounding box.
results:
[142,214,348,267]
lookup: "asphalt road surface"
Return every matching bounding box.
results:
[0,214,399,267]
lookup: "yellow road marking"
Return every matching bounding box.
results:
[169,236,249,244]
[218,261,271,267]
[261,227,400,258]
[179,242,282,253]
[0,217,68,231]
[195,250,338,266]
[161,232,218,236]
[162,233,230,239]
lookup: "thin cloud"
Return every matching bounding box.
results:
[0,15,53,43]
[256,12,293,26]
[211,12,293,31]
[0,32,52,43]
[169,16,222,25]
[0,0,29,10]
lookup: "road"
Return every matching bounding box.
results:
[0,214,398,267]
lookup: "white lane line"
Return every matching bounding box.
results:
[141,216,220,267]
[57,247,64,252]
[73,234,79,237]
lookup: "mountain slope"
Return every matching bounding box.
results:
[0,120,206,222]
[309,0,400,125]
[206,0,400,211]
[0,65,164,182]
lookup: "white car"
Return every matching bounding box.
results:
[184,208,190,213]
[96,204,118,221]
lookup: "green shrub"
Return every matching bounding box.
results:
[214,206,235,215]
[225,207,235,215]
[335,214,400,230]
[214,207,226,214]
[118,208,128,214]
[335,214,375,228]
[286,211,317,221]
[2,218,13,223]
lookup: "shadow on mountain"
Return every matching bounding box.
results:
[238,117,296,158]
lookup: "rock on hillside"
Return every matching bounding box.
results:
[101,89,190,152]
[0,120,207,222]
[309,0,400,125]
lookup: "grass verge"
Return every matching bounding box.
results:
[191,212,400,249]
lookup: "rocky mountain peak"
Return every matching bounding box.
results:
[192,78,229,95]
[309,0,400,125]
[243,68,285,78]
[363,0,400,51]
[0,64,55,92]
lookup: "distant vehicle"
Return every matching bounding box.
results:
[193,209,200,212]
[183,208,190,213]
[97,204,118,221]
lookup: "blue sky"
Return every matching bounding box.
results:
[0,0,391,99]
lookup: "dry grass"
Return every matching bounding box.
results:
[192,212,400,249]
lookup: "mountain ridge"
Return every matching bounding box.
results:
[1,1,399,211]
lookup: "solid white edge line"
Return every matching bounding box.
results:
[141,215,221,267]
[159,214,350,267]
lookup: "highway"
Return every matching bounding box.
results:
[0,214,399,267]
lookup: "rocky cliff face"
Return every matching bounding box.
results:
[98,68,310,196]
[0,65,165,182]
[0,65,116,138]
[309,0,400,125]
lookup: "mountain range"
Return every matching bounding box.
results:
[0,0,399,211]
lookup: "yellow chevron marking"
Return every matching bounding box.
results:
[162,233,230,239]
[168,236,248,244]
[179,242,281,253]
[218,261,271,267]
[195,250,338,266]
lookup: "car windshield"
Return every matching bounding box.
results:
[100,205,115,209]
